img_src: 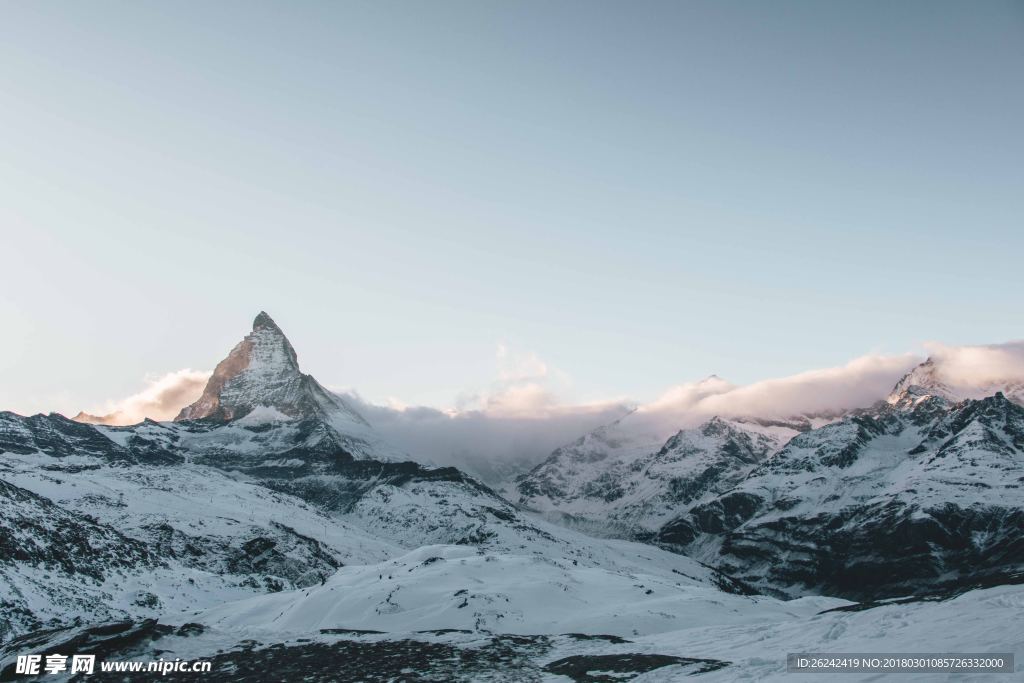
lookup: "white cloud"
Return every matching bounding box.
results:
[691,353,921,419]
[348,393,630,483]
[352,350,920,482]
[641,375,736,414]
[342,343,630,481]
[454,343,575,418]
[75,369,210,425]
[605,353,918,438]
[495,343,549,382]
[923,340,1024,387]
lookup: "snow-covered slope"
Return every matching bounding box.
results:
[7,569,1019,681]
[199,543,837,638]
[0,405,760,644]
[0,470,282,644]
[629,582,1024,681]
[0,440,401,641]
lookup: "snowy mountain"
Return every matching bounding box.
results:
[192,542,841,663]
[176,313,367,427]
[2,322,1023,680]
[0,414,400,641]
[0,312,748,644]
[663,389,1024,600]
[515,357,1024,603]
[169,311,405,464]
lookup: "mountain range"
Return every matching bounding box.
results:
[515,359,1024,600]
[1,312,1021,681]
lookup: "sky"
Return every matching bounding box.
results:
[1,1,1023,421]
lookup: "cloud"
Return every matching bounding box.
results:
[923,340,1024,388]
[693,353,921,419]
[347,392,630,484]
[339,344,631,482]
[66,341,1022,482]
[636,353,921,432]
[453,343,575,418]
[496,343,549,383]
[74,369,210,425]
[353,349,919,482]
[641,375,736,414]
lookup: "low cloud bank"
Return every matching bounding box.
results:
[69,341,1024,482]
[343,349,922,480]
[923,341,1024,388]
[75,369,210,425]
[349,397,631,483]
[690,353,920,419]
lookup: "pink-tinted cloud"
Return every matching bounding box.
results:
[67,342,1023,481]
[74,369,210,425]
[692,353,921,419]
[923,340,1024,388]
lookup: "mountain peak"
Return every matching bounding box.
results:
[253,311,281,332]
[175,312,365,427]
[887,358,950,407]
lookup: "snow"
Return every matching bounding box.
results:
[235,405,293,425]
[199,544,844,638]
[629,583,1024,681]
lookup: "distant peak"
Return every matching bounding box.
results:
[887,356,1024,408]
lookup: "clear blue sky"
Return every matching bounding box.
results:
[1,1,1022,415]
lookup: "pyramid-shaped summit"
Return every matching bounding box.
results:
[175,311,369,428]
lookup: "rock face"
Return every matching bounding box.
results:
[0,411,149,462]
